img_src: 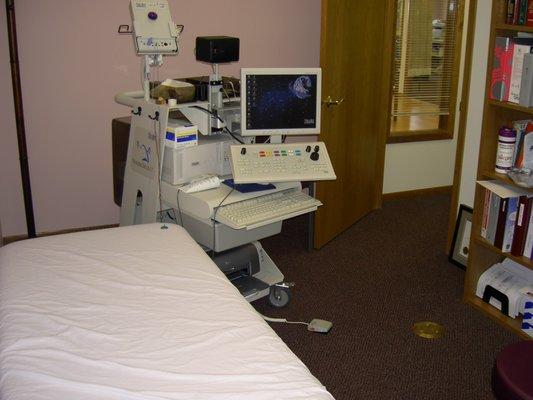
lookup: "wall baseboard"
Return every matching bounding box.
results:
[3,224,119,245]
[382,185,452,202]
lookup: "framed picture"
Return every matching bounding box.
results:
[449,204,473,270]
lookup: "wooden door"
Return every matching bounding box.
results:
[314,0,393,248]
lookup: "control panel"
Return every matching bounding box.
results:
[130,0,178,55]
[229,142,336,184]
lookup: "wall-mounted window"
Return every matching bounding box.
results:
[389,0,464,143]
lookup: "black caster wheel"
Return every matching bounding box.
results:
[268,285,291,308]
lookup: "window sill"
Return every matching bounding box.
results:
[387,129,453,144]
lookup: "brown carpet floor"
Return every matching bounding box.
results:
[254,194,518,400]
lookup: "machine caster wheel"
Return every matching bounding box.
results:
[268,285,291,308]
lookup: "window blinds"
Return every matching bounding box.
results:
[392,0,459,117]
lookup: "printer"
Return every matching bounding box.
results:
[213,241,271,301]
[476,258,533,318]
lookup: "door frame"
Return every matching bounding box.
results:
[446,0,478,251]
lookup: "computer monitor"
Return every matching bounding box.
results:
[240,68,321,137]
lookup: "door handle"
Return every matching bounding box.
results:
[322,96,345,107]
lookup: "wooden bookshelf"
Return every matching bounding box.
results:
[494,23,533,33]
[488,99,533,113]
[465,0,533,338]
[473,235,533,269]
[464,295,530,339]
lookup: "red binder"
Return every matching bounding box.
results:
[511,195,533,256]
[491,37,515,101]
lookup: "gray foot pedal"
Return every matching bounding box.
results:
[307,319,333,333]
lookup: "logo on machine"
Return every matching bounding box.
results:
[136,141,151,163]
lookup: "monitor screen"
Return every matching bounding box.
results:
[240,68,321,136]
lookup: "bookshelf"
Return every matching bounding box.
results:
[465,0,533,339]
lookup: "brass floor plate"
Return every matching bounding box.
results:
[413,321,444,339]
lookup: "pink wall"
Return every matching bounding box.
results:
[0,0,321,236]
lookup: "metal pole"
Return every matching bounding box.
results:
[6,0,36,238]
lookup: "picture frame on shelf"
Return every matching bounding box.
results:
[449,204,473,270]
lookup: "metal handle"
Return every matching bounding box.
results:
[322,96,345,107]
[148,111,160,121]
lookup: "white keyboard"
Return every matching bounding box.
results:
[179,175,221,193]
[229,142,336,184]
[214,188,322,230]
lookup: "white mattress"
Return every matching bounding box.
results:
[0,224,333,400]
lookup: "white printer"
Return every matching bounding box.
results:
[162,130,233,185]
[476,258,533,318]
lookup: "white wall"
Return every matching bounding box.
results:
[457,2,492,209]
[383,139,457,193]
[0,0,321,237]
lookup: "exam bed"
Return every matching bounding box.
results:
[0,223,333,400]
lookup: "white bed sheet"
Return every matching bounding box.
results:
[0,224,333,400]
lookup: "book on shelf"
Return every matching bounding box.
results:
[503,196,520,253]
[519,0,529,25]
[483,191,501,244]
[523,127,533,169]
[528,1,533,26]
[491,37,514,101]
[505,0,533,25]
[508,0,516,24]
[519,52,533,106]
[522,210,533,257]
[511,119,530,166]
[509,42,533,103]
[478,181,532,257]
[494,197,510,249]
[500,119,533,170]
[511,195,533,256]
[515,123,533,169]
[481,189,491,238]
[489,34,533,105]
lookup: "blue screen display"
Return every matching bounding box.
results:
[245,74,318,131]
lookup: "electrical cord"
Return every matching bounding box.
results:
[189,105,244,144]
[153,118,167,229]
[224,127,245,144]
[227,80,238,100]
[166,210,176,222]
[258,313,309,326]
[176,189,185,229]
[210,187,235,258]
[222,87,231,99]
[190,105,224,122]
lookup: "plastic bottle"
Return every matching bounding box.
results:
[495,127,517,173]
